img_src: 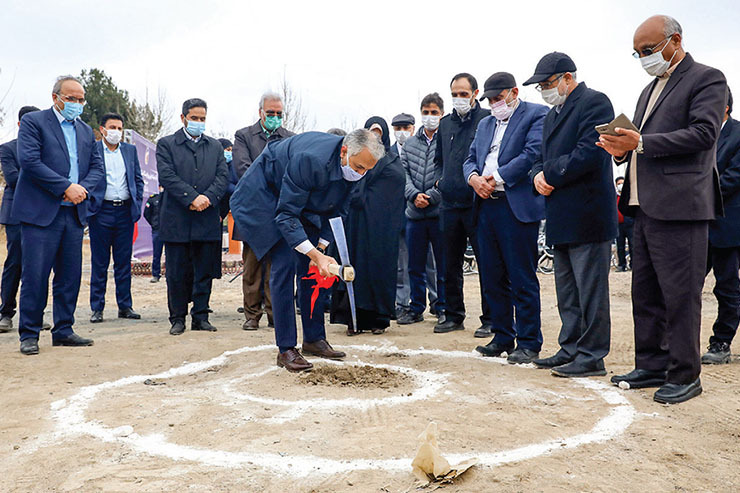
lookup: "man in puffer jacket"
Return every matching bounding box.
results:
[398,93,446,326]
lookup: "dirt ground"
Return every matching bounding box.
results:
[0,246,739,493]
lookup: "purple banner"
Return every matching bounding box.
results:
[130,130,159,259]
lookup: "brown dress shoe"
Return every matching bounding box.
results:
[302,339,346,360]
[277,348,314,372]
[242,318,259,331]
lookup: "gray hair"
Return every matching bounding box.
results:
[662,15,683,38]
[53,75,82,94]
[327,128,347,136]
[259,91,283,109]
[343,129,385,160]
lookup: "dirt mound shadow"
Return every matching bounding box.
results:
[298,364,410,389]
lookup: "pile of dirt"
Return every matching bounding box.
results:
[298,364,410,389]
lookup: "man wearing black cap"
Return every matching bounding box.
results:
[463,72,548,363]
[524,53,617,377]
[433,73,492,336]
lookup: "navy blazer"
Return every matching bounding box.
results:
[0,139,19,225]
[710,117,740,247]
[88,140,145,222]
[12,108,105,227]
[463,100,548,224]
[230,132,352,261]
[530,83,618,245]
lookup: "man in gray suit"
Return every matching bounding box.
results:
[599,15,727,404]
[232,92,294,330]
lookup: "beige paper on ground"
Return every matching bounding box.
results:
[411,422,477,484]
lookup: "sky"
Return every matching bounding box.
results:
[1,0,739,143]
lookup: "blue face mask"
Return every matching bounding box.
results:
[185,120,206,137]
[224,150,233,163]
[58,100,83,121]
[341,155,365,182]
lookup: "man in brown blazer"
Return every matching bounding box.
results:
[599,15,727,404]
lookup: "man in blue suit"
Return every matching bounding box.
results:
[702,88,740,364]
[13,75,105,355]
[231,129,384,372]
[524,53,617,377]
[462,72,548,364]
[87,113,144,323]
[0,105,40,332]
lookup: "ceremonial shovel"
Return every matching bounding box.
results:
[328,217,357,333]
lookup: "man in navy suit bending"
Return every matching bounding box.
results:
[13,75,105,355]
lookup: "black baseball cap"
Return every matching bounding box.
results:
[218,138,233,149]
[523,52,577,86]
[479,72,517,100]
[391,113,415,126]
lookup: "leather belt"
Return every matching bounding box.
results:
[486,191,506,200]
[104,199,131,207]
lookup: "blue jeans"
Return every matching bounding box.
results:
[406,217,445,316]
[151,230,163,278]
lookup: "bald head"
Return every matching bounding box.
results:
[633,15,685,67]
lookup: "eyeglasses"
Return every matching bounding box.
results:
[56,93,86,105]
[632,35,672,58]
[535,74,564,92]
[262,110,283,117]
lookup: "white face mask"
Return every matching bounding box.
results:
[640,38,677,77]
[341,155,365,182]
[490,92,516,121]
[394,130,411,145]
[540,77,569,106]
[452,97,472,116]
[617,184,623,194]
[104,129,122,146]
[421,115,440,131]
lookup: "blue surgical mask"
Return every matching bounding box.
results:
[186,120,206,137]
[341,155,365,182]
[58,100,83,121]
[224,150,233,163]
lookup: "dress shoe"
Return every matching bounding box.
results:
[397,311,424,325]
[302,339,346,360]
[616,266,628,272]
[654,378,702,404]
[474,325,493,338]
[90,310,104,323]
[371,327,386,335]
[237,306,245,314]
[242,318,259,331]
[533,353,574,369]
[475,340,514,358]
[267,316,274,328]
[192,320,217,332]
[610,368,667,389]
[551,360,606,378]
[277,348,313,372]
[507,348,540,364]
[52,333,94,347]
[701,341,731,365]
[169,321,185,335]
[150,276,160,283]
[118,307,141,319]
[0,315,12,332]
[20,339,39,355]
[434,319,464,333]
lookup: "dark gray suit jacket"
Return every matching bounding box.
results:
[232,121,294,179]
[618,53,727,221]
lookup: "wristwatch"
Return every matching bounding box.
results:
[636,135,644,154]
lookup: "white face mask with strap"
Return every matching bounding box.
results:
[341,154,365,182]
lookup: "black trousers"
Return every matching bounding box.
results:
[707,245,740,345]
[616,221,633,268]
[632,210,708,384]
[164,241,221,324]
[440,207,491,326]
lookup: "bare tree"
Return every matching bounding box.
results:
[279,67,315,133]
[129,87,173,142]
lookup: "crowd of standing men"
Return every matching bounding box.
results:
[0,14,738,404]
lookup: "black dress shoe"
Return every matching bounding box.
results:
[0,315,12,332]
[397,311,424,325]
[551,360,606,378]
[610,368,667,389]
[654,378,702,404]
[169,321,185,335]
[475,340,514,357]
[507,348,540,364]
[52,333,94,347]
[90,310,104,323]
[533,353,573,369]
[701,341,731,365]
[433,319,464,333]
[20,339,39,355]
[118,307,141,320]
[474,325,493,338]
[192,320,217,332]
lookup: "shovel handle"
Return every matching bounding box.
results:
[327,263,355,282]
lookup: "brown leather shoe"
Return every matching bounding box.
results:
[277,348,314,372]
[242,318,259,331]
[302,339,346,360]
